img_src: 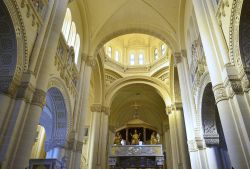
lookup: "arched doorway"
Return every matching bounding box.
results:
[30,87,68,167]
[201,83,231,169]
[0,1,17,93]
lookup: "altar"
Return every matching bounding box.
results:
[108,145,164,168]
[109,119,165,169]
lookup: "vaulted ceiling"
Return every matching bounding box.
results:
[77,0,185,52]
[109,84,168,132]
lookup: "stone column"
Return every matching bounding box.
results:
[88,104,109,169]
[167,104,191,169]
[3,0,69,168]
[69,58,93,169]
[11,89,46,169]
[175,52,204,169]
[191,0,250,168]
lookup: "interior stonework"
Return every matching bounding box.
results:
[0,0,250,169]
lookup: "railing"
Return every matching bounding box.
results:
[55,33,79,96]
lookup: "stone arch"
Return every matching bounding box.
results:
[47,76,73,135]
[39,87,68,152]
[229,0,250,80]
[197,71,211,130]
[105,76,171,107]
[0,0,28,95]
[201,83,220,146]
[239,0,250,79]
[92,26,179,58]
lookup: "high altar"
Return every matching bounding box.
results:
[108,119,165,169]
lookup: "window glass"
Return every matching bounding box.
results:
[107,46,112,57]
[161,44,167,56]
[74,34,80,64]
[130,54,135,65]
[138,53,144,65]
[62,8,72,40]
[68,22,76,46]
[115,51,119,62]
[154,48,159,60]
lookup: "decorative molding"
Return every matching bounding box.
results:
[20,0,48,30]
[31,88,46,107]
[212,83,228,103]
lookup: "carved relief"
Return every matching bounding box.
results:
[31,88,46,107]
[55,34,79,96]
[216,0,230,25]
[21,0,49,29]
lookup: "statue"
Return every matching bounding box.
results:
[150,132,158,144]
[113,132,122,145]
[131,129,141,145]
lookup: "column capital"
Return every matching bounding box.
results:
[173,52,182,65]
[16,82,35,102]
[212,83,228,103]
[173,50,186,65]
[165,102,183,115]
[91,104,110,115]
[31,89,46,107]
[68,139,83,153]
[86,56,96,68]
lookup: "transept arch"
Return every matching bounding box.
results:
[0,0,28,95]
[105,76,171,107]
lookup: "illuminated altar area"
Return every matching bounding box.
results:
[108,118,165,169]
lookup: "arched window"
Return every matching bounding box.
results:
[161,44,167,56]
[130,54,135,65]
[107,46,112,57]
[68,22,76,46]
[154,49,159,60]
[62,8,72,40]
[115,51,119,62]
[74,34,80,64]
[138,53,144,65]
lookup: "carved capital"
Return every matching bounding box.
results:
[212,84,228,103]
[165,106,172,115]
[68,139,83,153]
[31,89,46,107]
[91,104,110,115]
[173,52,182,65]
[187,140,198,152]
[86,56,96,68]
[16,82,35,102]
